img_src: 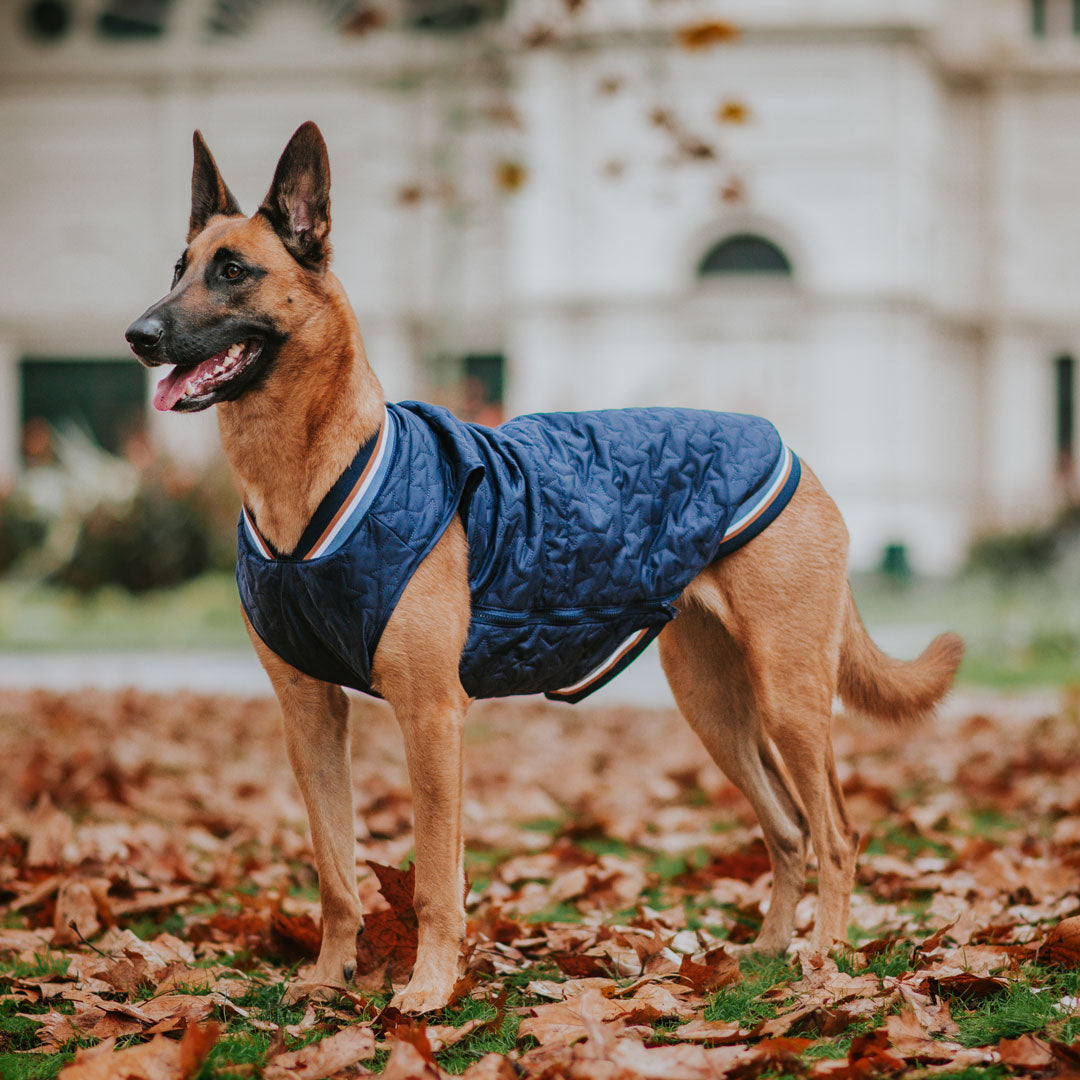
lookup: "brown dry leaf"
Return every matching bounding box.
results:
[893,979,960,1035]
[886,1006,996,1066]
[998,1033,1054,1070]
[460,1054,517,1080]
[676,20,740,50]
[263,1024,375,1079]
[1034,915,1080,966]
[494,161,528,194]
[518,987,647,1046]
[607,1038,751,1079]
[382,1022,442,1080]
[141,993,221,1033]
[716,100,751,125]
[57,1021,219,1079]
[839,1028,908,1077]
[271,906,322,959]
[356,862,418,982]
[25,795,76,868]
[623,978,698,1019]
[426,1016,489,1052]
[673,1017,748,1044]
[677,947,741,993]
[51,878,108,945]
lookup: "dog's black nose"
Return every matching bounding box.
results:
[125,315,164,361]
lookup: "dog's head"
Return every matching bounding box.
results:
[126,122,335,413]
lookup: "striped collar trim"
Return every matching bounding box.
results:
[243,405,396,562]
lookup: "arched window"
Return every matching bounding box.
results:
[697,233,793,278]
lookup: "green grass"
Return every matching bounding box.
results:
[835,942,912,980]
[705,954,795,1025]
[852,571,1080,689]
[953,980,1060,1047]
[0,568,1077,687]
[434,995,520,1074]
[0,989,72,1079]
[0,573,247,651]
[0,950,70,981]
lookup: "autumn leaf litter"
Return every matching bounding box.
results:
[3,688,1080,1077]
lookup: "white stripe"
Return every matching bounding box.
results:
[307,406,392,559]
[722,444,792,540]
[244,509,272,559]
[553,627,649,697]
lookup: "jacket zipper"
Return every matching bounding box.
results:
[470,598,676,625]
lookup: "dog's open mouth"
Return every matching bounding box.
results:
[153,339,263,412]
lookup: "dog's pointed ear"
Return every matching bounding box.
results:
[189,131,242,242]
[259,121,331,271]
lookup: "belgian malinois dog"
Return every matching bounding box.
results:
[126,122,964,1013]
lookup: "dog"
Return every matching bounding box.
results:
[125,122,964,1013]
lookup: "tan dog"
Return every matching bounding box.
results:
[126,122,964,1013]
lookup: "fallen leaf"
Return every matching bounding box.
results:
[57,1021,219,1079]
[263,1024,375,1079]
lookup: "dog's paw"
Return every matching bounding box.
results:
[390,978,453,1015]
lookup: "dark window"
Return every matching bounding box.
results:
[406,0,506,32]
[1056,354,1075,471]
[20,358,147,461]
[461,353,505,426]
[698,234,793,278]
[1032,0,1048,35]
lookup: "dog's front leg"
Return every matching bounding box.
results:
[245,617,362,1002]
[372,517,472,1014]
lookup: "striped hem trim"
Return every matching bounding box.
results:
[545,625,663,704]
[305,407,394,560]
[722,444,794,543]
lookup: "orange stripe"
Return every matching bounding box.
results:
[723,453,793,541]
[550,627,649,698]
[305,420,387,560]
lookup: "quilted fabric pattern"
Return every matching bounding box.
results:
[237,401,799,701]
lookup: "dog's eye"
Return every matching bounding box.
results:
[223,262,245,281]
[171,260,183,287]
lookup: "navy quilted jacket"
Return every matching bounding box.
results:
[237,402,800,702]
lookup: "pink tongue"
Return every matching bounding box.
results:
[153,356,223,412]
[153,367,194,412]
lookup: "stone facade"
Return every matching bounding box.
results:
[1,0,1078,571]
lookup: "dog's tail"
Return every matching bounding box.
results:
[837,587,964,725]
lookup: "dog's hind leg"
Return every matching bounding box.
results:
[246,617,362,1002]
[689,464,858,954]
[659,606,809,954]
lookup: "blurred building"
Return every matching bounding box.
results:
[1,0,1078,572]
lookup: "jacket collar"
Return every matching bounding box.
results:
[243,404,395,561]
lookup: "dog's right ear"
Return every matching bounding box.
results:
[189,131,242,242]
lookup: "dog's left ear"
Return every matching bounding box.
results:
[260,121,331,271]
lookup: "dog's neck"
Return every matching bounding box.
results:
[216,276,384,555]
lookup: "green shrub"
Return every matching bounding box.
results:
[967,503,1080,579]
[49,488,212,594]
[0,494,47,574]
